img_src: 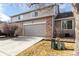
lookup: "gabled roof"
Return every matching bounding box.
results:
[55,12,74,19]
[10,4,56,17]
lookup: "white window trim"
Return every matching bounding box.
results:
[56,17,74,21]
[62,20,73,30]
[32,11,38,17]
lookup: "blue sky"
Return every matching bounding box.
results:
[0,3,31,16]
[59,3,72,13]
[0,3,72,16]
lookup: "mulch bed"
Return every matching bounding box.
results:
[17,40,75,56]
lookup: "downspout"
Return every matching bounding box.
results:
[58,4,60,14]
[51,4,59,49]
[51,5,55,49]
[52,4,59,38]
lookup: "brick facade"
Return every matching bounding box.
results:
[46,16,52,38]
[55,20,61,37]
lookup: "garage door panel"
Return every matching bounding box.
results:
[24,25,33,36]
[24,23,46,37]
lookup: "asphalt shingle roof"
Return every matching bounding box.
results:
[55,12,73,19]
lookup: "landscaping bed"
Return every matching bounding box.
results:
[17,40,75,56]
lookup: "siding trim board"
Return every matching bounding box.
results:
[23,21,46,25]
[12,15,52,23]
[55,17,74,21]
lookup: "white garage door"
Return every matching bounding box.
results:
[23,19,46,37]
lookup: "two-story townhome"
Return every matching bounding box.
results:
[10,4,58,38]
[10,4,75,38]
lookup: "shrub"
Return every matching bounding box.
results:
[3,24,18,37]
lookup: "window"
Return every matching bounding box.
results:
[18,16,20,20]
[32,11,38,17]
[20,15,23,19]
[62,20,72,29]
[17,15,23,20]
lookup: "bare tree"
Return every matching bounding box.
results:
[6,3,56,12]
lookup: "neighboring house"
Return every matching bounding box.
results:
[0,13,11,33]
[0,21,5,32]
[10,4,75,38]
[55,12,75,38]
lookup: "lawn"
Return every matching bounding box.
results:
[17,40,75,56]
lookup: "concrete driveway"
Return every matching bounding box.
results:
[0,36,44,56]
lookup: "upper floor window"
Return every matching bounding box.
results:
[17,15,23,20]
[32,11,38,17]
[62,20,72,29]
[18,16,20,20]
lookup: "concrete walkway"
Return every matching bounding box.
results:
[0,36,44,56]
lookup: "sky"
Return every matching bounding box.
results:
[59,3,72,13]
[0,3,72,16]
[0,3,31,16]
[0,3,72,22]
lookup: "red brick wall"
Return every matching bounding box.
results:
[45,16,52,38]
[55,20,61,37]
